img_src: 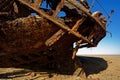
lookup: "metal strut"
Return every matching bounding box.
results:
[18,0,96,47]
[67,0,106,31]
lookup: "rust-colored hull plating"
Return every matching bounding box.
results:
[0,0,106,77]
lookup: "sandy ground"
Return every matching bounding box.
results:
[85,55,120,80]
[0,55,120,80]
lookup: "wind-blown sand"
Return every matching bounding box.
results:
[0,55,120,80]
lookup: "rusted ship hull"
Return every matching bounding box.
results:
[0,16,74,69]
[0,0,106,77]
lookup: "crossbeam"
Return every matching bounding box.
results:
[18,0,95,46]
[46,17,86,46]
[67,0,106,31]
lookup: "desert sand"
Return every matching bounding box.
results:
[80,55,120,80]
[0,55,120,80]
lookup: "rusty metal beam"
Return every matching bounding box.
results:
[45,29,65,46]
[0,12,8,15]
[52,0,64,17]
[18,0,95,47]
[46,17,86,46]
[72,40,82,60]
[30,0,42,9]
[71,17,87,32]
[67,0,106,31]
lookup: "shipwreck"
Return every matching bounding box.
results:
[0,0,108,79]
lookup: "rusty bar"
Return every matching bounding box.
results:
[46,17,86,46]
[18,0,95,46]
[52,0,64,17]
[45,29,65,46]
[72,40,82,60]
[0,12,8,15]
[73,65,86,80]
[71,17,86,32]
[67,0,106,31]
[31,0,43,9]
[87,34,94,41]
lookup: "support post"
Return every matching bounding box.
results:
[72,40,82,60]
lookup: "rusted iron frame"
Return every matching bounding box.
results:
[72,32,94,60]
[45,29,66,46]
[72,40,82,60]
[30,0,43,8]
[46,2,87,46]
[46,17,86,46]
[0,12,8,15]
[73,67,86,80]
[87,34,94,41]
[67,0,106,31]
[71,17,87,32]
[52,0,64,17]
[45,0,65,46]
[18,0,95,47]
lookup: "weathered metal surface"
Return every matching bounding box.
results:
[0,0,107,78]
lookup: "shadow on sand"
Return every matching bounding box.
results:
[0,56,108,79]
[77,56,108,76]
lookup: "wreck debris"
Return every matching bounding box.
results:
[0,0,107,79]
[80,0,90,9]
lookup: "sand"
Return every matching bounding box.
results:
[0,55,120,80]
[85,55,120,80]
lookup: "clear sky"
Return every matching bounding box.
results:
[77,0,120,55]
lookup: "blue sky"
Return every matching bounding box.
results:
[77,0,120,55]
